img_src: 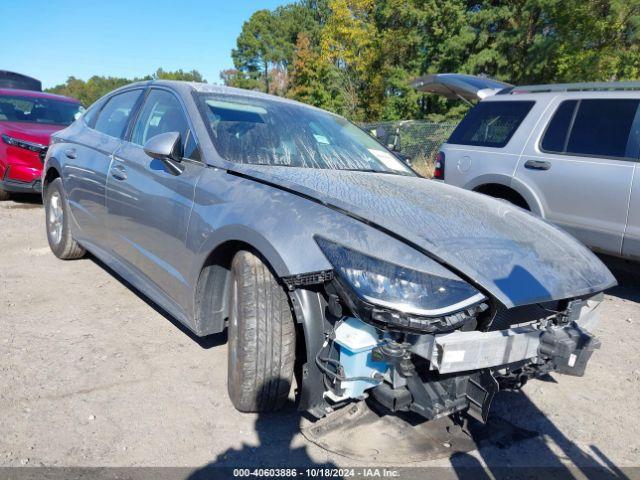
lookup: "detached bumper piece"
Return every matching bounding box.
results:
[538,326,600,376]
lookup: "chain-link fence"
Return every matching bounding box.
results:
[359,120,457,177]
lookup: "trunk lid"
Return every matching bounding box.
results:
[410,74,512,102]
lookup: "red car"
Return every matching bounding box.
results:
[0,88,82,199]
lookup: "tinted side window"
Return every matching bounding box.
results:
[131,89,190,153]
[93,90,142,138]
[566,99,640,159]
[541,100,578,152]
[448,101,534,148]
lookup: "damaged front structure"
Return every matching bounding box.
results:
[311,294,601,422]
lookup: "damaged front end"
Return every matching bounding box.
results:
[299,238,604,423]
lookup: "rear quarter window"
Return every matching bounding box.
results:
[82,98,108,128]
[448,101,535,148]
[93,89,142,139]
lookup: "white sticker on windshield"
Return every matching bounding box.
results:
[367,149,404,171]
[313,134,330,144]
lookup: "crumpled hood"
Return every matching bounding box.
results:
[240,165,616,308]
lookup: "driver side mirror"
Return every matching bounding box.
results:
[143,131,184,176]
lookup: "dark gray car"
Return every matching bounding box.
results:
[42,80,616,422]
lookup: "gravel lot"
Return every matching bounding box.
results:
[1,193,639,474]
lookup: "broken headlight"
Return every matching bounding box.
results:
[316,237,485,318]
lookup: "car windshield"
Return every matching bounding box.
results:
[198,93,414,175]
[0,95,83,126]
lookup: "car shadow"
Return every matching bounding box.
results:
[599,254,640,302]
[87,253,226,349]
[3,192,42,208]
[182,386,628,478]
[187,399,338,479]
[451,389,629,478]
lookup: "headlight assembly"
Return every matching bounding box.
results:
[316,237,486,324]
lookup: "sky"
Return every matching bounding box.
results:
[1,0,290,89]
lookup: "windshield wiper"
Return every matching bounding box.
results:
[334,168,412,176]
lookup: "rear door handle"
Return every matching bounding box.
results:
[110,164,127,181]
[64,148,77,159]
[524,159,551,171]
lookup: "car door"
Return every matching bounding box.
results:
[63,89,143,250]
[105,88,204,312]
[516,97,640,255]
[622,164,640,259]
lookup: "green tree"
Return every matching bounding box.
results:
[47,68,206,106]
[47,75,133,106]
[220,68,263,90]
[232,9,293,93]
[152,68,206,82]
[320,0,381,120]
[287,33,342,110]
[227,0,640,122]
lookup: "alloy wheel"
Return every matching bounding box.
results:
[48,191,63,245]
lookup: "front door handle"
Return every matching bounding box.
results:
[64,148,77,159]
[110,164,127,181]
[524,159,551,171]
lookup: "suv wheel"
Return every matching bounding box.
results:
[227,250,296,412]
[44,178,86,259]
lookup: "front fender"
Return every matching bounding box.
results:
[193,223,292,276]
[42,152,63,187]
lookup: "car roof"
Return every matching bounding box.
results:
[483,82,640,102]
[117,79,330,112]
[0,87,80,103]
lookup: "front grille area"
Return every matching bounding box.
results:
[488,301,562,331]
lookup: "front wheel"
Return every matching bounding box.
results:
[227,250,296,412]
[44,178,85,260]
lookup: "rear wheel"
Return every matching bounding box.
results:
[227,250,296,412]
[44,178,85,260]
[0,188,10,201]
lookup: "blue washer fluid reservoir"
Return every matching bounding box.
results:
[333,317,388,399]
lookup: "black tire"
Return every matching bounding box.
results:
[227,250,296,412]
[0,188,10,201]
[44,178,86,260]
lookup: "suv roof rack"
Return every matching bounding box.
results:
[499,81,640,95]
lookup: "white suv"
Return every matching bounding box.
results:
[434,80,640,260]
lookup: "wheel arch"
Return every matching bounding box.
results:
[473,183,530,210]
[43,164,61,190]
[192,230,292,337]
[192,234,323,412]
[466,174,544,215]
